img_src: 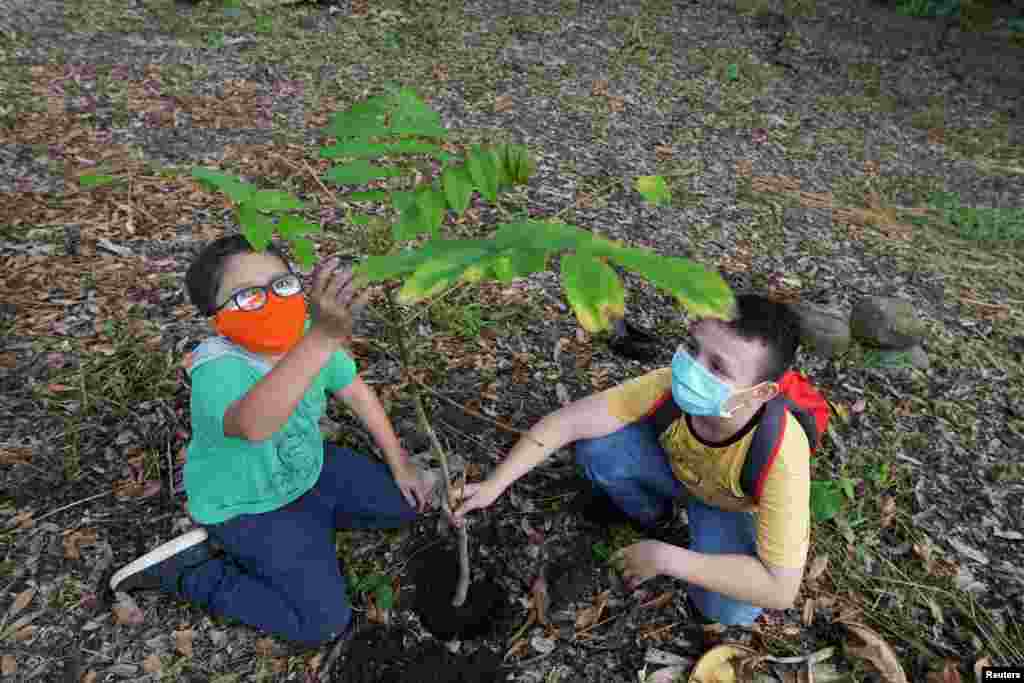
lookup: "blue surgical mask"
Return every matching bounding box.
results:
[671,346,747,418]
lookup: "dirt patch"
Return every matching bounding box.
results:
[339,627,506,683]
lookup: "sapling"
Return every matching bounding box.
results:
[191,84,736,614]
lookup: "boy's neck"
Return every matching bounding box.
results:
[690,404,762,444]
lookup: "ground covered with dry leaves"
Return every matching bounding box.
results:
[1,0,1023,681]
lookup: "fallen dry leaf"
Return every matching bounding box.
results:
[174,628,194,657]
[112,593,144,626]
[655,144,674,161]
[591,79,609,97]
[608,95,626,112]
[802,597,815,627]
[63,529,98,560]
[806,554,829,583]
[255,637,276,657]
[504,638,529,662]
[530,574,550,626]
[493,94,514,113]
[271,657,287,673]
[366,594,389,625]
[640,591,674,610]
[82,671,98,683]
[0,447,32,465]
[574,589,610,631]
[973,657,990,681]
[142,653,162,674]
[841,622,908,683]
[13,625,36,642]
[879,497,897,529]
[1,655,15,676]
[308,652,323,672]
[925,660,961,683]
[8,587,36,620]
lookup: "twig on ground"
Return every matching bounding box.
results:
[16,490,112,529]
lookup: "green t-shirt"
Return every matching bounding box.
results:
[184,337,358,525]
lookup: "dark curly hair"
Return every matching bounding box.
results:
[185,234,290,317]
[724,294,801,384]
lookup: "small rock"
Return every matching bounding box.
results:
[791,302,852,358]
[850,296,927,350]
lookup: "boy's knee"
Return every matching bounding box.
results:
[689,589,761,626]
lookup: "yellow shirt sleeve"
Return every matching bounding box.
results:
[755,412,811,569]
[600,368,673,424]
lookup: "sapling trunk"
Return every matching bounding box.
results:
[385,288,471,607]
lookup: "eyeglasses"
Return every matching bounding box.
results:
[215,273,303,313]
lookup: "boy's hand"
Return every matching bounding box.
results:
[389,457,432,513]
[448,480,502,528]
[610,541,671,591]
[309,256,372,343]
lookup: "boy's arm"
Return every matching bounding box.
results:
[658,547,802,610]
[224,327,341,441]
[486,391,627,495]
[333,375,406,469]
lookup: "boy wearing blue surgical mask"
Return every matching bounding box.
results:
[449,295,809,626]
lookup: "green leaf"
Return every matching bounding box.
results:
[191,168,255,204]
[238,204,274,251]
[342,190,391,202]
[490,248,549,282]
[396,244,495,303]
[810,481,843,523]
[391,189,426,241]
[277,215,322,238]
[289,237,316,268]
[634,175,672,207]
[560,253,626,334]
[726,63,739,81]
[388,87,448,138]
[442,165,473,214]
[374,583,394,610]
[351,214,373,225]
[323,97,392,139]
[78,174,118,188]
[321,140,441,160]
[320,140,387,159]
[416,186,448,237]
[492,220,596,253]
[498,144,535,186]
[840,478,856,501]
[428,150,456,164]
[247,189,306,212]
[324,160,406,186]
[603,246,735,320]
[353,239,489,284]
[465,146,499,203]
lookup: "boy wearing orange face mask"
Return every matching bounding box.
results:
[108,235,433,652]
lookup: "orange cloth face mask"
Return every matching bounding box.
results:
[214,293,307,355]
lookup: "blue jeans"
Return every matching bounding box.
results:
[180,444,418,647]
[574,421,763,626]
